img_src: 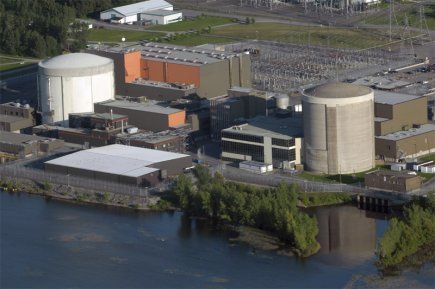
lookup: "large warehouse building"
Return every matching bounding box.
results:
[100,0,181,25]
[94,99,186,132]
[302,82,375,174]
[88,43,251,100]
[45,144,191,187]
[38,53,115,126]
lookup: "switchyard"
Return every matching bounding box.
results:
[226,40,412,92]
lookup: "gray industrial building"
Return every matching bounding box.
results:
[94,99,186,132]
[0,131,64,157]
[45,144,192,187]
[0,102,35,132]
[302,82,375,174]
[210,87,270,139]
[373,90,434,161]
[221,116,302,168]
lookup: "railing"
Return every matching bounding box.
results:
[0,165,150,199]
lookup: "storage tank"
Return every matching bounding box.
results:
[38,53,115,125]
[302,82,374,174]
[275,94,290,110]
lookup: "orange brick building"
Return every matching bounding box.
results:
[88,43,251,100]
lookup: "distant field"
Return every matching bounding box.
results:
[86,28,164,42]
[364,3,435,30]
[165,34,234,46]
[0,55,37,72]
[212,23,390,49]
[146,15,234,32]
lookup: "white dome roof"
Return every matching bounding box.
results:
[39,53,113,77]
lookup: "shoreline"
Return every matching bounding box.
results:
[377,241,435,276]
[0,177,158,212]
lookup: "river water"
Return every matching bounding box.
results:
[1,192,433,288]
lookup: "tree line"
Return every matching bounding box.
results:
[0,0,139,58]
[172,165,320,257]
[377,193,435,268]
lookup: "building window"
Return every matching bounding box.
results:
[221,131,263,143]
[272,138,295,147]
[272,148,295,162]
[222,140,264,162]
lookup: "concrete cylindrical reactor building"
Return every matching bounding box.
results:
[302,82,374,174]
[38,53,115,125]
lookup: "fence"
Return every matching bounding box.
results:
[216,164,368,194]
[0,165,150,200]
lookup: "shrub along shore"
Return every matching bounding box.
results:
[171,166,327,257]
[376,193,435,271]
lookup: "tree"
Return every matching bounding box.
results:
[45,35,60,56]
[28,31,46,58]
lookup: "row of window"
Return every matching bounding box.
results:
[272,148,296,162]
[221,140,264,162]
[221,131,263,143]
[271,138,295,147]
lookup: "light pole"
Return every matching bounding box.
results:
[67,174,70,187]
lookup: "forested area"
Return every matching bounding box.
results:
[0,0,139,58]
[377,193,435,268]
[172,166,320,257]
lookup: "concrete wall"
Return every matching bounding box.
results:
[303,102,328,173]
[199,61,230,99]
[303,93,375,174]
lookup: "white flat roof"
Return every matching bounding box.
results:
[45,144,188,177]
[105,0,172,17]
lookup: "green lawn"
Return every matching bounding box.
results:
[364,3,435,30]
[296,165,389,184]
[165,34,234,46]
[420,154,435,162]
[0,55,37,72]
[146,15,234,32]
[86,28,164,42]
[212,23,390,49]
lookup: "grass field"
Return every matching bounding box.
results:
[146,15,234,32]
[364,3,435,30]
[87,28,164,42]
[212,23,390,49]
[296,165,389,184]
[0,55,37,72]
[420,154,435,162]
[165,34,234,46]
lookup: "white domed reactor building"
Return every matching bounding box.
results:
[302,82,375,174]
[38,53,115,125]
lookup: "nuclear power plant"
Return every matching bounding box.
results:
[38,53,115,125]
[302,82,375,174]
